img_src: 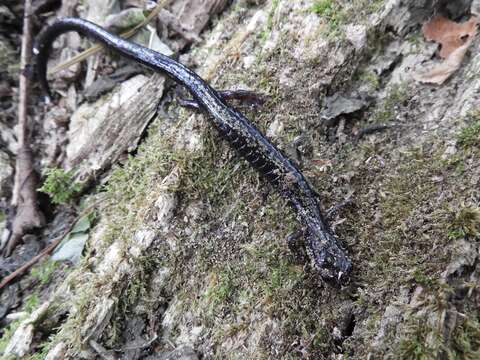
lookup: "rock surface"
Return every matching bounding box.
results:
[1,0,480,359]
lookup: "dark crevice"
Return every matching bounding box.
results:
[344,313,356,338]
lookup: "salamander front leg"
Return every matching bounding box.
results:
[178,90,267,111]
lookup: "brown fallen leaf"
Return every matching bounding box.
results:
[414,15,478,84]
[413,37,473,84]
[422,15,478,59]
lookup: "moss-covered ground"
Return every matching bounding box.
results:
[2,1,479,359]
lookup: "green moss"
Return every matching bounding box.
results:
[344,140,469,294]
[23,294,40,313]
[0,40,18,80]
[251,244,304,301]
[398,319,443,360]
[397,304,480,359]
[204,269,236,315]
[310,0,385,37]
[410,269,446,291]
[310,0,346,36]
[358,70,381,90]
[449,314,480,359]
[260,0,280,41]
[457,112,480,148]
[30,260,58,286]
[25,341,53,360]
[38,168,82,205]
[123,254,162,308]
[310,0,336,16]
[449,207,480,239]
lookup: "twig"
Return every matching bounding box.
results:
[0,199,103,290]
[354,123,393,142]
[14,0,33,200]
[49,0,169,75]
[3,0,46,256]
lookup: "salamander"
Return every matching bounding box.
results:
[35,17,352,286]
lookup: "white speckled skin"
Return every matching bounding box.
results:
[35,18,352,285]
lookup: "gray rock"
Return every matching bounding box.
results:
[0,121,17,154]
[384,0,434,35]
[320,94,369,124]
[344,24,367,51]
[0,282,19,320]
[3,302,51,357]
[442,239,479,279]
[440,0,473,19]
[473,0,480,15]
[81,297,115,342]
[45,342,67,360]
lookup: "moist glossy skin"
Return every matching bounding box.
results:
[35,18,352,285]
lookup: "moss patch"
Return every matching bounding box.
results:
[38,168,82,205]
[457,111,480,149]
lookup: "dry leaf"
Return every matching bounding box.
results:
[414,37,473,84]
[422,16,478,58]
[414,15,478,84]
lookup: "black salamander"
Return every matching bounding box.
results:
[35,18,352,286]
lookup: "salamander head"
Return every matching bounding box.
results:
[306,232,352,287]
[317,249,352,287]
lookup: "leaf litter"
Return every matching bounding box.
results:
[414,15,478,84]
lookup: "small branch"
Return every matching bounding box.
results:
[14,0,34,194]
[49,0,169,75]
[3,0,45,256]
[0,200,103,290]
[354,123,393,142]
[0,231,63,290]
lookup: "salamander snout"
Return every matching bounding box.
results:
[317,252,352,286]
[307,234,352,287]
[317,249,352,287]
